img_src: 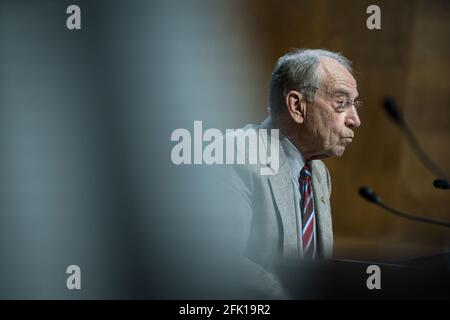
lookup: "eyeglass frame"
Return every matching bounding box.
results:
[297,85,363,113]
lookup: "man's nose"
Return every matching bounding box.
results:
[345,107,361,128]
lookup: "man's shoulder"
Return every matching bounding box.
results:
[222,118,273,169]
[222,120,266,138]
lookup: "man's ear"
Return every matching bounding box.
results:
[285,90,307,124]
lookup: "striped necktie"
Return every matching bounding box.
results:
[299,162,315,259]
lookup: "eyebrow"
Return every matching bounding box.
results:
[331,89,359,99]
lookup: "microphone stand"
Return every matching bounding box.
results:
[401,122,449,180]
[378,201,450,229]
[359,186,450,229]
[383,96,448,180]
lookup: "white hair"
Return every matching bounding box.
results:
[269,48,353,114]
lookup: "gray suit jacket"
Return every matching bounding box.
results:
[212,116,333,298]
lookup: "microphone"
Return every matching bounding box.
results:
[358,186,450,228]
[358,186,380,204]
[382,96,448,180]
[433,179,450,190]
[383,96,404,126]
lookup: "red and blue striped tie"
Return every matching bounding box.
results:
[300,162,315,259]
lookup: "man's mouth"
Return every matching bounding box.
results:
[341,137,353,145]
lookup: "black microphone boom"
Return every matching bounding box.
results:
[359,186,380,204]
[383,96,404,125]
[382,96,448,180]
[359,186,450,228]
[433,179,450,190]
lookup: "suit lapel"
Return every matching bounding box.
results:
[268,161,299,259]
[311,162,333,258]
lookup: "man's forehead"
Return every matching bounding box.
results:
[317,56,357,92]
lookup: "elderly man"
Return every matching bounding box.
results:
[202,48,361,299]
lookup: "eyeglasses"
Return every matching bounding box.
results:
[299,86,363,113]
[333,96,363,113]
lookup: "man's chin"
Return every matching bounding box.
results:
[309,146,346,160]
[327,146,346,158]
[334,146,346,157]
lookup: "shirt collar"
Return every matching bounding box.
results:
[280,134,305,181]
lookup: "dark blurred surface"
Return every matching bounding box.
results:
[278,253,450,299]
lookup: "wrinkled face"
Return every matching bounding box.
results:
[304,57,361,159]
